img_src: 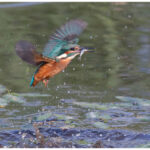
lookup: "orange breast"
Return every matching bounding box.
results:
[33,59,71,86]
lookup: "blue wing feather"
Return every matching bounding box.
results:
[43,19,87,59]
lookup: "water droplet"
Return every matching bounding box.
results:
[22,133,27,139]
[81,64,84,67]
[88,108,91,112]
[117,56,120,60]
[67,90,70,94]
[19,131,22,135]
[76,133,80,137]
[124,25,128,29]
[128,15,131,18]
[89,35,93,39]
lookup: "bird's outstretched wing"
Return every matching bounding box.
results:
[16,40,55,65]
[43,19,87,59]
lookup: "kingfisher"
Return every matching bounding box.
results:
[15,19,91,87]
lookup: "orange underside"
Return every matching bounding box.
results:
[32,59,71,87]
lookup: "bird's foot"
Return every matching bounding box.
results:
[43,79,49,88]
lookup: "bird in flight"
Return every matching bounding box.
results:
[16,19,92,87]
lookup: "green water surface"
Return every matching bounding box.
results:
[0,2,150,134]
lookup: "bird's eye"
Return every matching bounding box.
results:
[70,47,75,50]
[70,46,80,51]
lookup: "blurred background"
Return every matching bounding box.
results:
[0,2,150,144]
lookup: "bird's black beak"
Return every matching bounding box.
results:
[80,47,95,52]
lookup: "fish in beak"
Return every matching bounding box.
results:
[79,47,94,60]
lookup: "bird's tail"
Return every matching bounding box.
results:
[30,75,39,87]
[30,65,41,87]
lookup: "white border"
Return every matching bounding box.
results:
[0,0,150,2]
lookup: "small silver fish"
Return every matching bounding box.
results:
[79,49,88,60]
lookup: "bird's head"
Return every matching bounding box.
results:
[69,46,94,60]
[56,50,80,61]
[56,46,93,61]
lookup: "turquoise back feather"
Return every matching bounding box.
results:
[43,19,87,59]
